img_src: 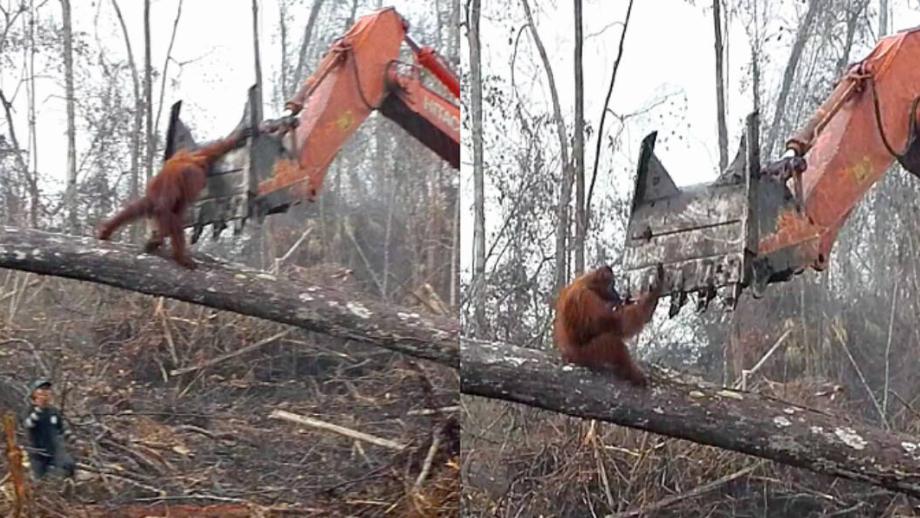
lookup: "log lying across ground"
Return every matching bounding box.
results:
[462,337,920,499]
[9,228,920,497]
[0,227,458,368]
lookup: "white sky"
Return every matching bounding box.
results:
[4,0,920,280]
[459,0,920,277]
[0,0,440,193]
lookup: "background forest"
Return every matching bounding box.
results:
[461,0,920,516]
[0,0,460,515]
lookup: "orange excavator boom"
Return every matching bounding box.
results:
[162,7,459,241]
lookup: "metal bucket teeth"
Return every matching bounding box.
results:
[191,224,204,244]
[167,84,285,243]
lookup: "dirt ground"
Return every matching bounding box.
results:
[0,272,458,517]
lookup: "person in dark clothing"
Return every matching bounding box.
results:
[22,379,76,479]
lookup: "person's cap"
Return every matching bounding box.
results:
[28,379,52,395]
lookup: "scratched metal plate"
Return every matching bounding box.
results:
[164,85,296,242]
[620,114,761,314]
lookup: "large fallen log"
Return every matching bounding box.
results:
[461,337,920,498]
[0,227,457,368]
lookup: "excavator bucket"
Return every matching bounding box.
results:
[620,113,765,316]
[165,85,298,243]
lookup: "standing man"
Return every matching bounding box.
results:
[22,379,76,479]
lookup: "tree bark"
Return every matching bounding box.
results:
[60,0,77,233]
[0,227,458,369]
[461,337,920,498]
[468,0,487,335]
[751,37,761,113]
[712,0,728,172]
[143,0,153,181]
[451,184,459,308]
[251,0,263,111]
[765,0,819,157]
[278,0,288,105]
[290,0,325,99]
[835,0,866,76]
[111,0,142,243]
[345,0,359,28]
[0,89,31,226]
[152,0,183,142]
[26,0,39,228]
[449,0,459,60]
[586,0,633,231]
[879,0,888,37]
[520,0,572,294]
[573,0,585,275]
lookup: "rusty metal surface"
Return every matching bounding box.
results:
[796,29,920,255]
[166,8,459,243]
[174,86,266,242]
[380,63,460,168]
[626,183,749,240]
[622,29,920,314]
[621,114,762,315]
[262,8,406,201]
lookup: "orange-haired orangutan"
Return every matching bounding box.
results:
[553,264,664,387]
[97,128,251,269]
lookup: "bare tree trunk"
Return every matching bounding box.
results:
[153,0,183,141]
[383,176,396,299]
[0,90,30,226]
[765,0,819,157]
[278,0,288,105]
[430,177,443,292]
[573,0,585,275]
[0,9,27,225]
[586,0,633,227]
[520,0,572,294]
[749,2,762,114]
[26,0,39,227]
[251,0,263,103]
[290,0,325,99]
[345,0,359,28]
[451,185,459,307]
[433,0,444,48]
[111,0,142,243]
[144,0,153,181]
[835,0,866,76]
[712,0,728,172]
[879,0,888,37]
[449,0,459,61]
[469,0,486,335]
[251,0,268,269]
[61,0,78,233]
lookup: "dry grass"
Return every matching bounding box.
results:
[0,268,458,517]
[461,379,917,517]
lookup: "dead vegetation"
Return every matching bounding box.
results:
[462,378,918,517]
[0,267,458,517]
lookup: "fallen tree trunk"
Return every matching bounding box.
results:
[461,337,920,498]
[0,227,458,368]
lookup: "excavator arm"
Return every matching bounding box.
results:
[620,26,920,316]
[162,7,459,241]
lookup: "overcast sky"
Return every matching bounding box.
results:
[4,1,920,281]
[458,0,920,276]
[0,0,440,193]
